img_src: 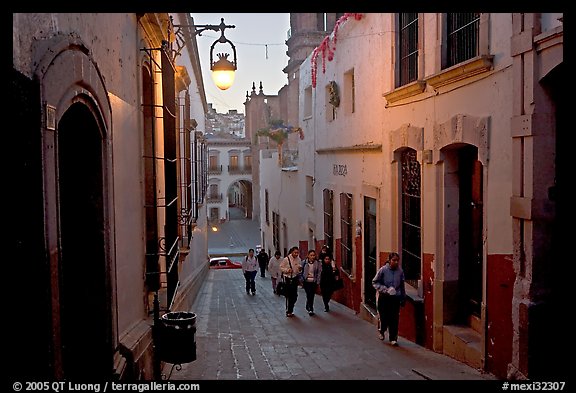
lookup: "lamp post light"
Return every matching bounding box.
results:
[174,18,237,90]
[208,19,237,90]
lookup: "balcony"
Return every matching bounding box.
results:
[228,165,253,175]
[281,150,298,169]
[208,165,222,175]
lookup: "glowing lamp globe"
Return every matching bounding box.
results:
[211,53,236,90]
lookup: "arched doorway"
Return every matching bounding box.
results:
[442,143,483,326]
[227,180,253,220]
[57,102,112,377]
[530,61,564,378]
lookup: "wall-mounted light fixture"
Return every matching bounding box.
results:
[205,18,237,90]
[173,18,237,91]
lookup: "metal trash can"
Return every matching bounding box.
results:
[155,311,197,364]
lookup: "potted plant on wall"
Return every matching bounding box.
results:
[256,120,303,165]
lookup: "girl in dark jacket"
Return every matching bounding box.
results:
[319,254,338,312]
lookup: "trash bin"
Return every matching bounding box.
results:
[155,311,197,364]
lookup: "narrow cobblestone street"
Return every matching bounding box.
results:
[168,269,495,380]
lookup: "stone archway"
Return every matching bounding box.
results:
[227,179,253,220]
[34,33,114,378]
[57,102,110,377]
[432,114,489,370]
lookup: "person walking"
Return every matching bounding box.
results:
[242,248,258,295]
[319,253,337,312]
[372,252,406,346]
[301,249,322,316]
[268,250,283,294]
[257,248,269,278]
[280,246,302,317]
[318,244,331,262]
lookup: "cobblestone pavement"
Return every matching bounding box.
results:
[168,269,496,381]
[207,207,261,258]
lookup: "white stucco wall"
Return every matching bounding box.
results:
[385,13,514,254]
[109,93,148,335]
[297,14,388,251]
[259,150,301,254]
[294,12,517,259]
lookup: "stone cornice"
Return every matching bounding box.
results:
[316,144,382,154]
[206,139,251,147]
[425,55,494,89]
[384,80,427,104]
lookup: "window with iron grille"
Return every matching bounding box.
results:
[398,13,419,87]
[192,133,207,211]
[208,184,219,199]
[142,63,159,292]
[446,13,480,68]
[229,155,239,171]
[200,141,207,201]
[340,192,353,272]
[161,49,180,308]
[272,211,280,252]
[304,86,313,118]
[344,70,355,114]
[192,134,199,219]
[265,189,269,225]
[317,13,327,31]
[306,175,314,206]
[323,188,334,252]
[177,90,193,249]
[401,148,421,287]
[244,155,252,171]
[209,154,218,168]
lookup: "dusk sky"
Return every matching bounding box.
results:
[190,13,291,115]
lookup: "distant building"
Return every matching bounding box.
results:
[245,13,338,238]
[205,104,245,137]
[206,133,253,221]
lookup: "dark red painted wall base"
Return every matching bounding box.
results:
[486,254,514,379]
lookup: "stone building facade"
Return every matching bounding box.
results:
[246,13,341,230]
[257,13,564,379]
[13,13,210,379]
[206,135,253,221]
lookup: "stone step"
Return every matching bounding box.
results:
[443,324,482,369]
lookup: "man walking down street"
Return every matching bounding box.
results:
[372,252,406,346]
[301,249,321,316]
[268,250,283,294]
[257,248,269,278]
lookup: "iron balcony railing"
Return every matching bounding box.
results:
[228,165,253,175]
[207,192,223,203]
[208,164,222,175]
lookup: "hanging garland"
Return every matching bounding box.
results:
[311,13,363,88]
